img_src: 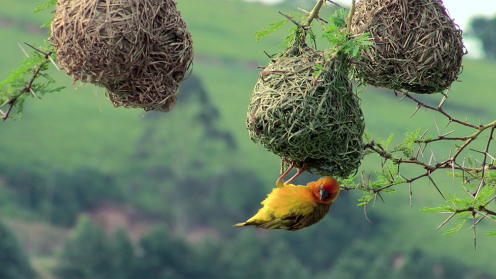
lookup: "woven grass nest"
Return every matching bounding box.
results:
[49,0,193,112]
[350,0,465,94]
[246,45,365,178]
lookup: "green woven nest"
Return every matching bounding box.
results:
[49,0,193,112]
[350,0,465,94]
[246,46,365,178]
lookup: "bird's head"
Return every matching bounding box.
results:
[311,176,340,204]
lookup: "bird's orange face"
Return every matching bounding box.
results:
[313,176,340,204]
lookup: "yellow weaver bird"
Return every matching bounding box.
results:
[233,174,340,231]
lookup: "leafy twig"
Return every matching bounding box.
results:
[0,42,63,121]
[342,90,496,240]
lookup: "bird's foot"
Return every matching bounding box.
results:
[277,158,295,183]
[284,160,308,185]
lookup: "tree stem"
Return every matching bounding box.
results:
[305,0,325,27]
[347,0,356,33]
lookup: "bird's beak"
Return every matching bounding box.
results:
[319,189,330,200]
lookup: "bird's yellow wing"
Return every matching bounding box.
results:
[243,184,317,223]
[263,184,318,218]
[239,202,331,231]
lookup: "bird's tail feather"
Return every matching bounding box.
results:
[233,222,247,227]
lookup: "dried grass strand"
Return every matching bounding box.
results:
[350,0,465,94]
[50,0,193,111]
[247,46,365,177]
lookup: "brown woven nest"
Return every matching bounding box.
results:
[49,0,193,112]
[246,44,365,178]
[350,0,465,94]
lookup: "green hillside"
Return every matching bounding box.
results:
[1,0,496,278]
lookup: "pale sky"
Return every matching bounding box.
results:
[243,0,496,59]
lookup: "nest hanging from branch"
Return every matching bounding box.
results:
[246,44,365,178]
[350,0,465,94]
[49,0,193,112]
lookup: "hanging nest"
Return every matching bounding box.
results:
[49,0,193,112]
[246,45,365,178]
[350,0,465,94]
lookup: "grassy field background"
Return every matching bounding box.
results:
[1,0,496,276]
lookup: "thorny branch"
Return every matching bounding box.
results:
[342,90,496,245]
[278,0,326,31]
[0,42,59,121]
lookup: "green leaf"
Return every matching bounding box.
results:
[376,134,394,151]
[329,8,347,28]
[352,45,359,57]
[281,26,297,47]
[40,20,53,29]
[400,128,421,157]
[474,184,496,204]
[322,25,342,44]
[442,220,466,236]
[486,229,496,236]
[0,43,63,120]
[420,205,454,213]
[34,0,57,13]
[357,194,373,206]
[255,19,289,42]
[0,56,42,87]
[363,131,372,143]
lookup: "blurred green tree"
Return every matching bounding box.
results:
[107,228,136,279]
[0,221,36,279]
[55,215,111,279]
[470,16,496,59]
[261,239,311,278]
[3,165,121,226]
[134,226,195,278]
